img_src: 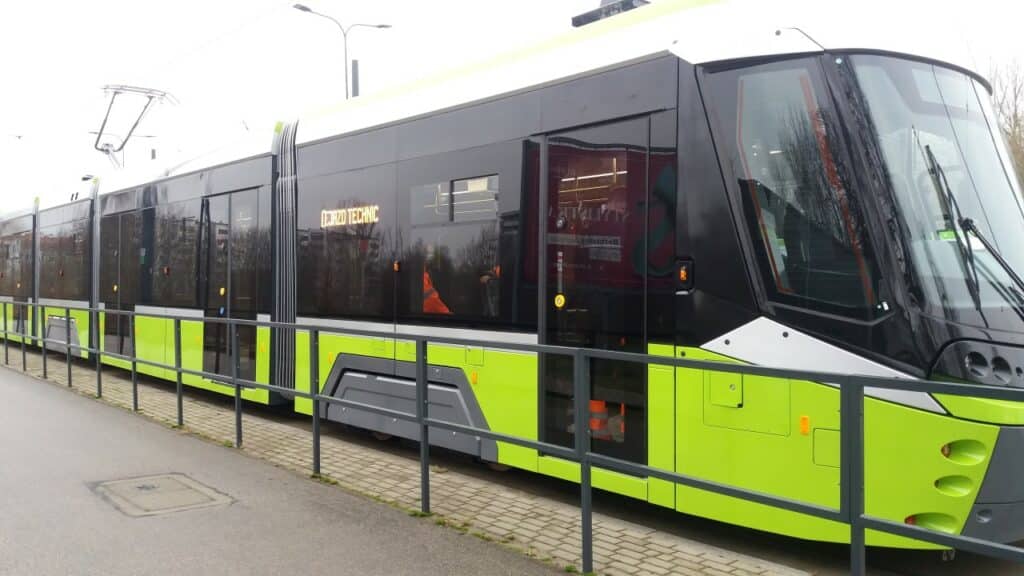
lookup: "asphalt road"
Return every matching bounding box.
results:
[0,369,560,576]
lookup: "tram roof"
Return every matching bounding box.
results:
[49,0,983,208]
[295,0,983,147]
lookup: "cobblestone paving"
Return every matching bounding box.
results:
[7,349,810,576]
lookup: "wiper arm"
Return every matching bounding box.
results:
[959,218,1024,298]
[923,144,959,235]
[924,142,1024,305]
[918,139,984,309]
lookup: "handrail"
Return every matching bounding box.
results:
[3,299,1024,574]
[26,302,1020,400]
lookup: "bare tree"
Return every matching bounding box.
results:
[990,62,1024,191]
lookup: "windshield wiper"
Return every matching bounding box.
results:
[918,139,984,310]
[959,218,1024,298]
[924,143,1024,304]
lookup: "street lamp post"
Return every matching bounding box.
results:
[293,3,391,99]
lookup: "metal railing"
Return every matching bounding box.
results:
[2,300,1024,575]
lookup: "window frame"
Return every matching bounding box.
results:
[702,55,885,321]
[396,140,529,330]
[0,221,35,301]
[295,162,399,322]
[407,174,502,321]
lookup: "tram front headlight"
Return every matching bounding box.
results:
[961,351,1023,387]
[964,352,990,379]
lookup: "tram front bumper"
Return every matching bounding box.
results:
[962,426,1024,544]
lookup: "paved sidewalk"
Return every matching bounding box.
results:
[9,350,810,576]
[0,360,560,576]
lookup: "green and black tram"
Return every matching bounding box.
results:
[3,0,1024,548]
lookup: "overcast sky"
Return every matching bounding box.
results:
[1,0,1021,212]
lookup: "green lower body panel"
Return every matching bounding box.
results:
[99,311,132,371]
[294,330,539,471]
[292,330,1003,548]
[42,306,90,359]
[294,329,396,415]
[934,394,1024,425]
[181,320,271,404]
[399,340,538,471]
[671,346,997,549]
[134,314,169,380]
[537,456,649,500]
[0,305,89,358]
[101,312,272,405]
[0,303,35,345]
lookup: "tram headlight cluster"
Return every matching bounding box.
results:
[963,351,1023,386]
[937,342,1024,388]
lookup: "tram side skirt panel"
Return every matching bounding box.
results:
[320,354,497,460]
[399,343,539,472]
[672,344,998,547]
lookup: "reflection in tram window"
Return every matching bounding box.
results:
[707,59,881,317]
[99,211,141,357]
[100,214,130,356]
[543,118,650,466]
[296,163,397,320]
[408,175,501,319]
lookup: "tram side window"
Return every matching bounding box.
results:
[38,225,60,299]
[230,190,260,314]
[153,200,201,308]
[256,186,273,315]
[0,225,33,332]
[0,236,14,296]
[99,215,120,305]
[63,219,90,301]
[408,175,500,320]
[706,60,880,316]
[119,211,141,308]
[100,215,120,348]
[13,229,32,300]
[296,163,397,320]
[0,238,9,296]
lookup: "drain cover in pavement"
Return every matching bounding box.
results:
[94,473,232,517]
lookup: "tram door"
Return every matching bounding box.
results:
[200,189,259,382]
[99,212,139,357]
[542,117,649,470]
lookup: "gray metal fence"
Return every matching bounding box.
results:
[4,300,1024,575]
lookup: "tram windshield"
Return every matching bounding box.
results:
[853,55,1024,323]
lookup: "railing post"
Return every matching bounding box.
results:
[40,309,47,379]
[416,338,430,514]
[130,314,138,412]
[232,321,242,449]
[842,377,867,576]
[65,307,71,387]
[174,318,183,427]
[2,301,7,365]
[94,308,102,398]
[311,329,321,476]
[573,350,593,574]
[20,304,26,372]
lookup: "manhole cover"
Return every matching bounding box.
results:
[94,473,232,517]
